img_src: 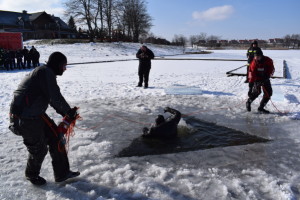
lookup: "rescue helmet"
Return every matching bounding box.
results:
[155,115,165,125]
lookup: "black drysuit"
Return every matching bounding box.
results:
[9,65,72,180]
[143,108,181,139]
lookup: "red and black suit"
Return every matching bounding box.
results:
[248,56,275,110]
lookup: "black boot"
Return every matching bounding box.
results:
[26,176,47,186]
[55,171,80,182]
[258,98,270,114]
[258,107,270,114]
[246,99,252,112]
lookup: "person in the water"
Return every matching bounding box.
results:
[142,107,181,139]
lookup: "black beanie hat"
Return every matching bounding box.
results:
[155,115,165,125]
[254,48,263,56]
[46,52,67,75]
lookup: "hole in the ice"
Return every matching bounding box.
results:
[117,117,270,157]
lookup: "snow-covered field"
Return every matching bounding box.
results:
[0,42,299,200]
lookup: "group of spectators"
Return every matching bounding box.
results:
[0,46,40,71]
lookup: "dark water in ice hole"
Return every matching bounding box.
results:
[117,117,270,157]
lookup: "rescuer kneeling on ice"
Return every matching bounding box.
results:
[246,49,275,114]
[9,52,80,186]
[142,107,181,138]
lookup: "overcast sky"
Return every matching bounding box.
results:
[1,0,299,41]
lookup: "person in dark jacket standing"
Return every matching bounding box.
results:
[22,46,29,69]
[246,49,275,113]
[136,45,154,89]
[32,48,40,68]
[142,107,181,138]
[246,41,262,82]
[16,49,23,69]
[3,50,10,71]
[9,50,16,70]
[9,52,80,186]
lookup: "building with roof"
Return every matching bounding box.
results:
[0,10,76,40]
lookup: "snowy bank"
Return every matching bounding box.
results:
[0,42,300,200]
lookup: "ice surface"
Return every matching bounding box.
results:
[165,85,204,95]
[0,42,300,200]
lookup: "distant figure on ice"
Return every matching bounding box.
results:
[31,47,40,68]
[246,49,275,114]
[22,46,29,68]
[246,41,262,83]
[136,45,155,89]
[142,107,181,138]
[16,49,23,69]
[9,52,80,185]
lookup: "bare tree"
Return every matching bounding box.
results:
[290,34,300,49]
[103,0,114,41]
[189,35,198,47]
[95,0,105,41]
[198,32,207,41]
[172,34,187,47]
[284,34,291,48]
[118,0,152,42]
[65,0,99,42]
[64,0,152,42]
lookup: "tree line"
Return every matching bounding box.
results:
[170,33,300,49]
[64,0,300,49]
[65,0,152,42]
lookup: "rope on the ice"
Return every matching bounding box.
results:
[67,58,247,66]
[75,114,151,131]
[262,86,289,115]
[75,114,113,131]
[68,59,137,66]
[182,96,248,117]
[155,58,247,62]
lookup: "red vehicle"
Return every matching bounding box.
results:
[0,32,23,50]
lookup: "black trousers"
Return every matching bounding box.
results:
[20,117,70,179]
[249,79,273,107]
[138,66,151,86]
[248,82,254,97]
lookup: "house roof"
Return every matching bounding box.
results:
[0,10,69,29]
[0,10,30,26]
[29,12,46,21]
[51,16,69,29]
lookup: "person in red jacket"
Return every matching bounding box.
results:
[246,49,275,113]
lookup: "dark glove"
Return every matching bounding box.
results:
[8,115,21,136]
[140,53,145,58]
[256,80,265,86]
[264,74,270,79]
[66,107,79,121]
[164,107,171,113]
[142,127,149,134]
